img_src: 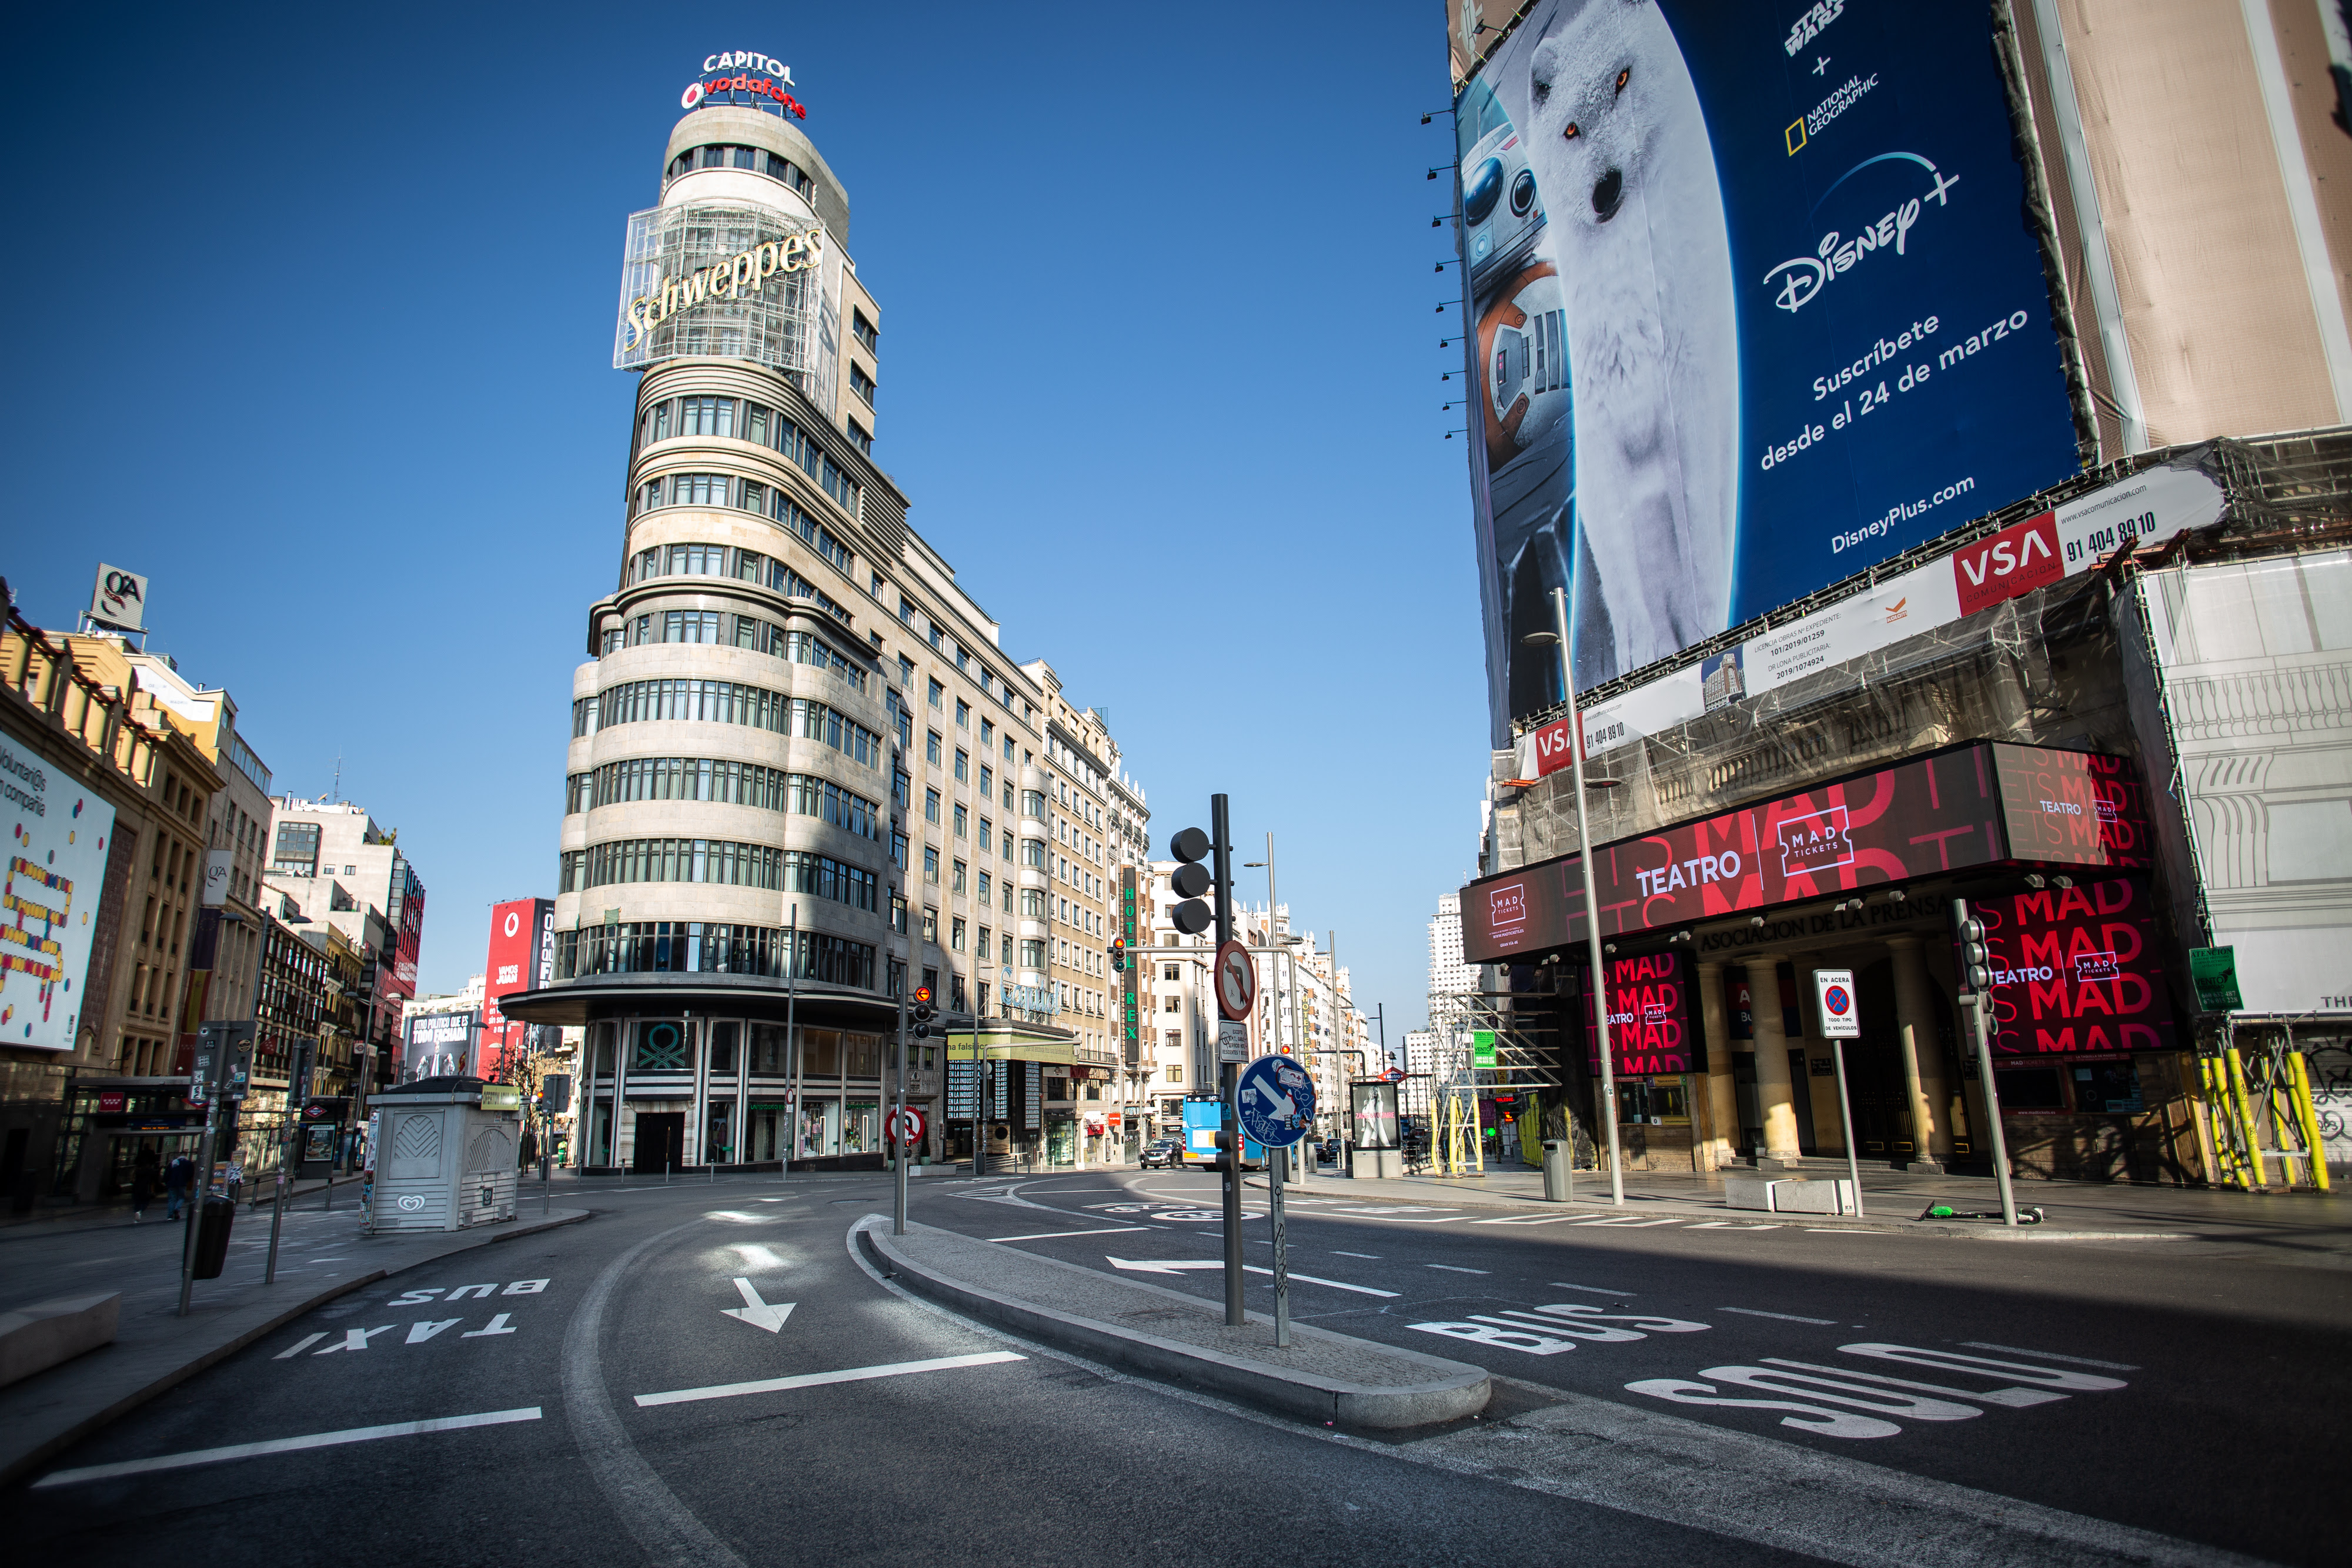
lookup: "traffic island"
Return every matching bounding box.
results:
[858,1216,1489,1429]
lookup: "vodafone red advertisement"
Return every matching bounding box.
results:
[1462,741,2152,964]
[482,897,554,1082]
[1978,875,2177,1056]
[1578,949,1702,1078]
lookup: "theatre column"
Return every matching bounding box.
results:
[1696,960,1738,1172]
[1887,936,1947,1170]
[1748,957,1803,1167]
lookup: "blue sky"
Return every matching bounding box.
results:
[0,1,1490,1046]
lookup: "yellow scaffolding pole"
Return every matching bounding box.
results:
[2287,1051,2332,1193]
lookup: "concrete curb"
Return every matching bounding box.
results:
[859,1218,1490,1430]
[0,1208,590,1487]
[1241,1175,2195,1243]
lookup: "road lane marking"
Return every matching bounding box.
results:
[1569,1215,1685,1227]
[273,1333,328,1359]
[1470,1213,1590,1226]
[1548,1282,1636,1295]
[317,1325,397,1353]
[1427,1264,1490,1274]
[633,1351,1025,1407]
[1686,1221,1781,1231]
[1720,1308,1835,1325]
[406,1318,462,1343]
[1960,1340,2140,1371]
[988,1226,1152,1242]
[1331,1251,1381,1259]
[1104,1256,1399,1296]
[734,1245,785,1269]
[33,1407,543,1487]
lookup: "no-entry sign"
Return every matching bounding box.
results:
[1215,940,1257,1021]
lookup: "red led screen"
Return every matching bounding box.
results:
[1460,741,2150,964]
[1579,948,1702,1078]
[1977,875,2177,1055]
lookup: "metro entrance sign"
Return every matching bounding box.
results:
[1214,940,1256,1021]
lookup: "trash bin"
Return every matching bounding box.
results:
[191,1194,236,1279]
[1542,1139,1574,1203]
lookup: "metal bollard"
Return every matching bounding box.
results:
[1543,1139,1574,1203]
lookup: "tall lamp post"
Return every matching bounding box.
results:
[1522,589,1623,1206]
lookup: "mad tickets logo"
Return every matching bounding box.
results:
[1775,805,1855,878]
[1488,882,1529,944]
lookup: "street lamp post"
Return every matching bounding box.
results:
[1525,590,1623,1207]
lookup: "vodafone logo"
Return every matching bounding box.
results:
[502,911,520,938]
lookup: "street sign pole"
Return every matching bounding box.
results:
[263,1039,315,1283]
[1553,586,1622,1208]
[1211,793,1244,1329]
[1812,970,1867,1218]
[782,902,800,1186]
[179,1027,237,1318]
[1235,1054,1314,1350]
[1269,1144,1289,1346]
[893,953,911,1236]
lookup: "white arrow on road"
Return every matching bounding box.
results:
[722,1276,796,1333]
[1105,1256,1397,1298]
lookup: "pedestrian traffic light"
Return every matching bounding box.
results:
[1110,937,1127,972]
[913,984,936,1038]
[1956,912,1991,994]
[1168,827,1214,935]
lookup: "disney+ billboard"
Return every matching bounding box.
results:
[1459,0,2081,741]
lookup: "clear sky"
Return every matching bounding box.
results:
[0,1,1491,1049]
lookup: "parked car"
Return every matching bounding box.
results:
[1139,1138,1181,1169]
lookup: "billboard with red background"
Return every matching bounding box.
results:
[1978,875,2177,1055]
[482,897,553,1082]
[1461,741,2151,964]
[1578,948,1701,1078]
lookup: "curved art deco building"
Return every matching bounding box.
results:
[508,91,1142,1172]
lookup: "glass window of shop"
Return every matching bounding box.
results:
[632,1019,694,1072]
[705,1098,735,1164]
[1615,1079,1691,1126]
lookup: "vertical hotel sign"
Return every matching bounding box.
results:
[0,738,116,1051]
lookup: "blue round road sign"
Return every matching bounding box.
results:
[1235,1055,1315,1149]
[1823,984,1853,1018]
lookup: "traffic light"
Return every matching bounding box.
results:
[1167,827,1214,935]
[1110,937,1127,973]
[913,984,936,1039]
[1955,908,1991,994]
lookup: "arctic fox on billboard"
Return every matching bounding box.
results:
[1461,0,2081,742]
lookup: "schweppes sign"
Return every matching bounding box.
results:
[613,202,823,373]
[621,226,825,350]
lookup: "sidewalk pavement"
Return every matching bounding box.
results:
[1269,1162,2352,1260]
[0,1201,589,1486]
[0,1172,369,1242]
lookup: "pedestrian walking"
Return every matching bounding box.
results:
[131,1143,159,1222]
[165,1151,195,1221]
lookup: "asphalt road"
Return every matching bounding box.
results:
[4,1169,2343,1567]
[921,1168,2350,1567]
